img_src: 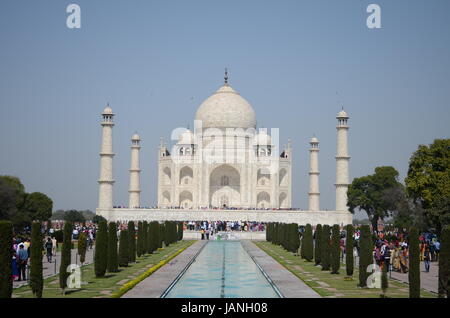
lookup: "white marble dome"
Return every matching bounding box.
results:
[102,105,113,114]
[337,109,348,118]
[195,84,256,129]
[131,133,140,141]
[177,129,195,144]
[253,130,272,145]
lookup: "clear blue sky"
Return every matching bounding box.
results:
[1,1,449,218]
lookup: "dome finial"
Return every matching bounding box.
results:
[224,67,229,85]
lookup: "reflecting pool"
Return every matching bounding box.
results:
[164,241,280,298]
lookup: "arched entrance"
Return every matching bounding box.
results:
[209,164,240,208]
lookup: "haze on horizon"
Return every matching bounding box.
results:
[0,1,449,219]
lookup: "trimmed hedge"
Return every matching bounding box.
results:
[118,229,129,267]
[136,221,143,257]
[107,222,118,272]
[304,224,313,261]
[0,221,13,298]
[408,227,420,298]
[314,224,322,266]
[128,221,136,263]
[358,225,372,288]
[30,222,43,298]
[321,225,331,271]
[59,221,73,293]
[94,220,108,277]
[330,224,340,274]
[345,224,354,277]
[438,225,450,298]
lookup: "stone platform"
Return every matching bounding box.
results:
[97,208,353,226]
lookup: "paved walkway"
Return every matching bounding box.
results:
[13,247,94,289]
[241,240,321,298]
[389,261,438,294]
[123,240,207,298]
[351,255,438,294]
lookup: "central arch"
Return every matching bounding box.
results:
[179,190,193,208]
[209,164,240,208]
[257,191,270,209]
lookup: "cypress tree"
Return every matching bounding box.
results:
[128,221,136,263]
[148,221,154,254]
[300,231,305,258]
[136,221,143,258]
[107,222,118,272]
[94,220,108,277]
[292,224,300,254]
[345,224,354,277]
[304,224,314,261]
[164,221,171,247]
[154,221,160,250]
[78,232,87,265]
[118,229,129,267]
[408,227,420,298]
[438,225,450,298]
[30,222,43,298]
[159,223,165,248]
[147,221,154,253]
[314,224,322,266]
[266,223,272,242]
[330,224,341,274]
[358,225,372,288]
[0,221,13,298]
[321,225,331,271]
[178,222,184,241]
[142,221,148,255]
[59,221,72,294]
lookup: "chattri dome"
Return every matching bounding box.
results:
[195,84,256,129]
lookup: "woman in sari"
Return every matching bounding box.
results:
[11,248,19,281]
[399,246,409,273]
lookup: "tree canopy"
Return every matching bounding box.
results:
[23,192,53,222]
[405,139,450,231]
[0,176,52,227]
[62,210,85,223]
[347,166,401,232]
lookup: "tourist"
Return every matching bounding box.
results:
[424,246,431,272]
[11,248,19,281]
[205,228,210,240]
[17,244,28,281]
[399,246,408,273]
[45,237,53,263]
[51,236,57,256]
[434,239,440,261]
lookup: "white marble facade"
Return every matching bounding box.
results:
[157,79,292,209]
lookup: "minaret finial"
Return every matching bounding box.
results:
[224,67,228,85]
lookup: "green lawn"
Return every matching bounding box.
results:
[13,240,195,298]
[254,241,437,298]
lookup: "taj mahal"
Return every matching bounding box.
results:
[96,71,353,226]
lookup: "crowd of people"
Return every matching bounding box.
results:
[10,222,98,282]
[185,221,266,232]
[337,228,441,274]
[113,205,302,211]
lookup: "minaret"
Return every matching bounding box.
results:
[128,133,141,208]
[308,136,320,211]
[335,108,350,211]
[98,104,115,210]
